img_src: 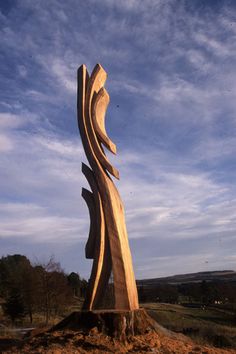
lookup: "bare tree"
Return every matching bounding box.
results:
[35,256,72,324]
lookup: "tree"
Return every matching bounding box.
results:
[0,254,85,324]
[155,284,179,303]
[0,254,37,322]
[35,257,72,324]
[67,272,87,298]
[68,272,81,297]
[178,283,202,303]
[21,265,39,323]
[0,255,31,297]
[4,288,25,324]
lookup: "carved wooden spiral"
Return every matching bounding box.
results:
[77,64,139,311]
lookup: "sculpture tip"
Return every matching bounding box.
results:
[94,63,107,76]
[78,64,86,70]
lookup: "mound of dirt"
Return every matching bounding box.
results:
[1,325,236,353]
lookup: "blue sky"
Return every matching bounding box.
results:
[0,0,236,279]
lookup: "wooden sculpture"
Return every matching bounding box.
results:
[77,64,139,311]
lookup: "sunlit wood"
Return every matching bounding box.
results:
[77,63,139,311]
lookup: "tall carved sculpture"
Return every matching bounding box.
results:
[77,64,139,311]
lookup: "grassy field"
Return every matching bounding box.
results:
[0,298,84,329]
[142,302,236,349]
[1,301,236,350]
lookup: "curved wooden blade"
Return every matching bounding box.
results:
[92,88,117,154]
[81,188,96,259]
[81,163,105,310]
[85,64,119,179]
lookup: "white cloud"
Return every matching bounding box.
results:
[112,148,235,246]
[18,65,27,78]
[194,32,233,58]
[1,0,236,278]
[0,112,30,152]
[0,112,27,129]
[0,127,89,243]
[35,136,83,157]
[1,120,234,252]
[25,90,55,103]
[193,136,236,163]
[0,202,86,243]
[0,134,13,152]
[186,49,209,71]
[51,58,77,93]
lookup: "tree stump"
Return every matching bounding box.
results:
[51,308,156,341]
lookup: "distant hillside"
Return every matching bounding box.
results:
[137,270,236,286]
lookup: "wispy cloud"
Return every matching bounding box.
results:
[1,0,236,278]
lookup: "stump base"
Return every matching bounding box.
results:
[51,308,156,340]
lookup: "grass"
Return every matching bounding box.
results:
[0,299,84,340]
[142,302,236,348]
[1,301,236,349]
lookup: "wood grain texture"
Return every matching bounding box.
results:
[81,188,96,259]
[81,163,107,310]
[77,64,139,311]
[92,88,117,154]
